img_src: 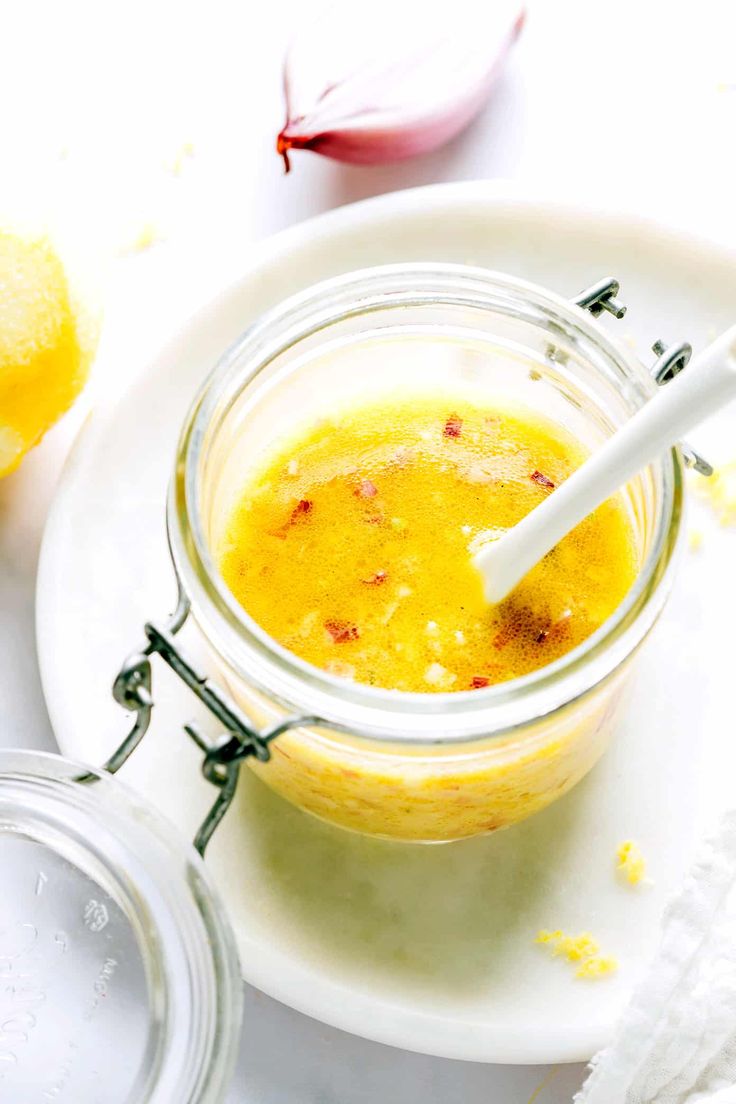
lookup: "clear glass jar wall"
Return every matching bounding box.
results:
[169,265,683,842]
[0,751,242,1103]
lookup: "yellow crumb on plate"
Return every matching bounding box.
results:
[124,222,161,254]
[692,462,736,527]
[575,954,618,979]
[536,929,618,980]
[167,140,195,175]
[688,528,704,552]
[536,929,599,961]
[616,839,647,886]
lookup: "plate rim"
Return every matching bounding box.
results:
[36,180,736,1065]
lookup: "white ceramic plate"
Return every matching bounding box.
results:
[37,183,736,1064]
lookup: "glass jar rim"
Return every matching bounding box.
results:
[0,748,243,1103]
[169,262,684,743]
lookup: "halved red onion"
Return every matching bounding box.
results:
[277,0,525,171]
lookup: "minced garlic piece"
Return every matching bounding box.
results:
[692,461,736,526]
[616,840,646,886]
[325,659,355,680]
[380,600,400,625]
[423,662,456,689]
[296,611,318,638]
[536,929,618,979]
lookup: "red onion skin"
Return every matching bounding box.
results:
[277,10,525,171]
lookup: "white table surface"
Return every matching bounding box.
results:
[2,1,736,1100]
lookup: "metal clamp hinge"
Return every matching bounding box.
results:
[573,277,627,319]
[106,588,318,855]
[574,279,712,477]
[649,339,712,476]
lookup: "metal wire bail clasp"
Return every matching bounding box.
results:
[108,587,314,856]
[573,277,713,477]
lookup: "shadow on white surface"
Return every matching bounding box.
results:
[227,986,586,1103]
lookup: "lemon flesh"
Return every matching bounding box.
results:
[0,230,91,476]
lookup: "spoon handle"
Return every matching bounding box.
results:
[475,324,736,604]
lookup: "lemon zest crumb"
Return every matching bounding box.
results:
[692,462,736,527]
[536,929,617,979]
[616,839,647,886]
[688,528,704,552]
[575,955,618,979]
[131,223,160,253]
[168,140,196,175]
[120,222,163,255]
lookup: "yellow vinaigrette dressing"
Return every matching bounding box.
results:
[215,394,639,842]
[219,398,637,693]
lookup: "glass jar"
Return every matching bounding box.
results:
[168,264,684,843]
[0,750,242,1103]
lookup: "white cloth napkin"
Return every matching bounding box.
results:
[577,811,736,1104]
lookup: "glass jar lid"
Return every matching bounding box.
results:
[0,749,242,1104]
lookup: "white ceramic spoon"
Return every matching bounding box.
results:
[474,324,736,604]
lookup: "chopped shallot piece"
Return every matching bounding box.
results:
[392,446,414,467]
[444,413,463,438]
[325,619,360,643]
[361,569,388,585]
[530,470,555,489]
[354,478,378,498]
[325,659,356,680]
[471,675,491,689]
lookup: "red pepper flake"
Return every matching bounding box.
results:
[270,498,313,538]
[354,478,378,498]
[292,498,313,518]
[363,513,384,525]
[470,675,491,689]
[444,413,463,438]
[530,470,555,489]
[325,619,360,643]
[361,570,388,585]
